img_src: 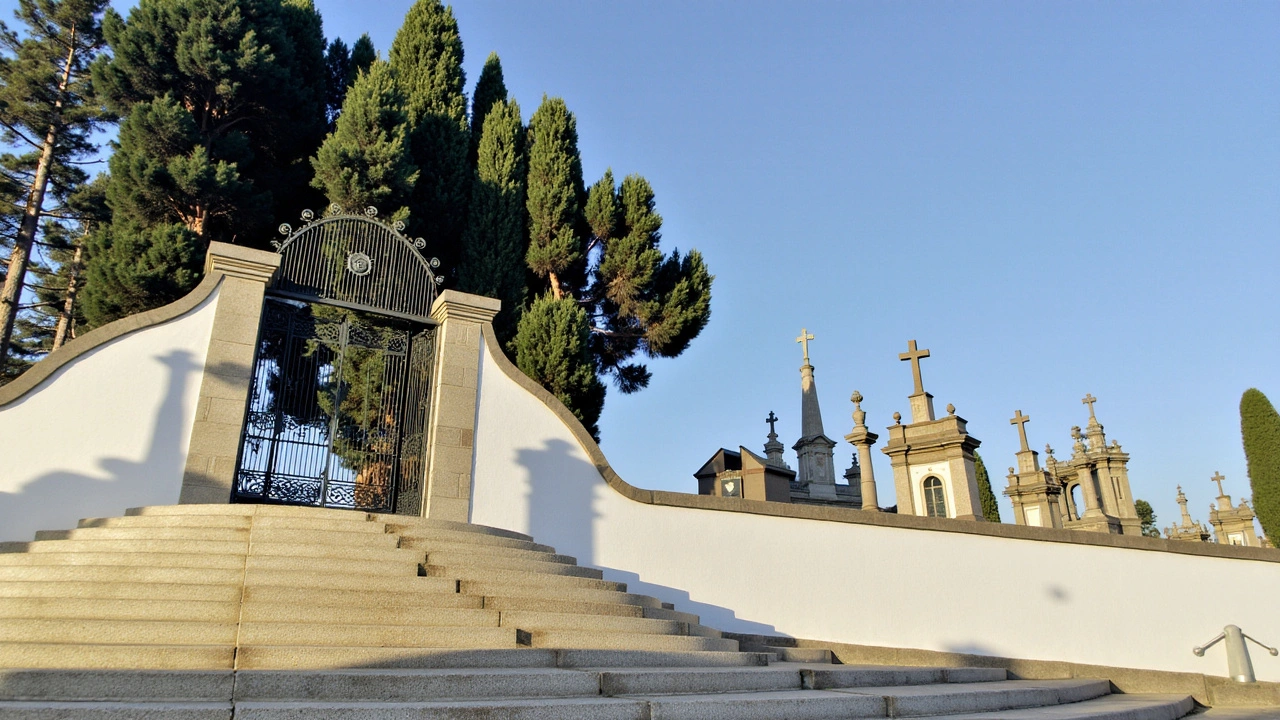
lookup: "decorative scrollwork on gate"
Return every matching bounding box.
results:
[271,206,445,322]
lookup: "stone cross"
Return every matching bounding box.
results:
[898,339,931,395]
[1211,471,1227,497]
[796,328,814,364]
[1082,393,1098,418]
[766,411,778,436]
[1010,410,1031,452]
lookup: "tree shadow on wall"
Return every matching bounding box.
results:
[0,349,203,543]
[517,438,779,636]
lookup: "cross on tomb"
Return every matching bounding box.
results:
[1010,410,1031,452]
[1082,393,1098,418]
[766,411,779,436]
[1211,471,1227,497]
[796,328,815,364]
[898,339,931,395]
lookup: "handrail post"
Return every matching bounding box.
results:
[1194,625,1279,683]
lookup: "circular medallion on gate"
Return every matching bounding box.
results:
[346,251,373,276]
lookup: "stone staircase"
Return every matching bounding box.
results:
[0,503,1198,718]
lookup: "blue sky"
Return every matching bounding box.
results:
[24,0,1280,531]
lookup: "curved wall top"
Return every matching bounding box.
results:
[468,323,1280,681]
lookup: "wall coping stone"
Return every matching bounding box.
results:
[479,323,1280,565]
[430,289,501,324]
[0,274,223,408]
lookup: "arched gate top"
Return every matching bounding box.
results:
[270,205,445,323]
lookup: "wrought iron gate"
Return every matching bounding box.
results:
[232,206,443,514]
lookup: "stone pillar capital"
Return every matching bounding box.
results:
[430,290,501,325]
[204,242,280,284]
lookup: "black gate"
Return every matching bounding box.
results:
[232,206,443,514]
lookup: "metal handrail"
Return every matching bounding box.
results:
[1193,625,1278,683]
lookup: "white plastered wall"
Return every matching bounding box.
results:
[0,289,220,541]
[471,334,1280,681]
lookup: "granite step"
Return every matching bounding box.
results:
[0,580,242,602]
[528,629,738,652]
[394,529,556,554]
[244,554,418,576]
[239,527,401,548]
[239,602,499,628]
[459,580,661,608]
[34,527,250,543]
[78,515,252,530]
[638,688,887,719]
[498,610,687,636]
[236,622,517,648]
[426,564,624,592]
[233,646,562,670]
[0,700,232,719]
[479,595,645,618]
[0,551,246,569]
[243,542,421,563]
[242,585,481,610]
[596,666,805,695]
[921,693,1196,719]
[0,564,244,585]
[127,504,371,521]
[0,597,239,622]
[803,664,1008,689]
[0,618,237,645]
[240,569,456,593]
[233,667,601,701]
[423,551,601,578]
[233,697,646,719]
[374,516,534,542]
[0,539,249,556]
[405,539,577,565]
[829,678,1112,716]
[0,669,233,701]
[0,642,235,670]
[642,606,702,624]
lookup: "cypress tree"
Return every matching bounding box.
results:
[513,292,605,440]
[324,38,350,128]
[469,52,506,161]
[310,61,418,220]
[348,34,376,84]
[387,0,468,265]
[459,98,526,344]
[83,0,329,326]
[524,96,585,299]
[1241,388,1280,543]
[973,450,1002,522]
[0,0,110,372]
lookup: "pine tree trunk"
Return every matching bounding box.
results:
[548,271,563,300]
[52,243,83,350]
[0,37,76,371]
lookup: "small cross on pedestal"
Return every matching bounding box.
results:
[1082,393,1098,419]
[1010,409,1031,452]
[898,339,931,395]
[1211,471,1227,497]
[766,411,779,436]
[796,328,815,364]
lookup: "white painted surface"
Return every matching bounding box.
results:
[471,334,1280,681]
[0,289,220,542]
[1025,505,1042,527]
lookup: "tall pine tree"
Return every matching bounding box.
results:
[310,60,417,219]
[1241,388,1280,543]
[387,0,468,267]
[974,451,1001,522]
[459,97,526,343]
[515,96,713,437]
[82,0,328,326]
[0,0,110,373]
